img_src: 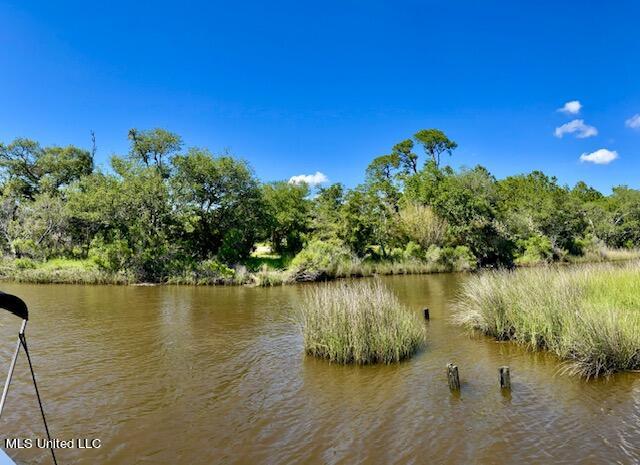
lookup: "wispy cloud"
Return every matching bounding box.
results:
[554,119,598,138]
[625,114,640,129]
[288,171,328,186]
[579,148,618,165]
[558,100,582,115]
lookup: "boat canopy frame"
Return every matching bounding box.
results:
[0,292,28,321]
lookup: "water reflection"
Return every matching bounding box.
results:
[0,276,638,464]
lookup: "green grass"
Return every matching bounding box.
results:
[454,262,640,378]
[0,258,132,284]
[298,280,426,364]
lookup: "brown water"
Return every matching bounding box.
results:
[0,274,639,465]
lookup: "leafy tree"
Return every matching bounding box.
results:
[431,166,511,265]
[66,161,176,280]
[587,186,640,247]
[0,138,92,198]
[311,183,344,240]
[339,187,394,257]
[262,181,310,254]
[413,129,457,168]
[365,154,401,211]
[392,139,418,175]
[0,191,71,258]
[496,171,586,254]
[171,148,265,262]
[128,128,182,177]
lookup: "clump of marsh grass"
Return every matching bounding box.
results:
[454,263,640,378]
[298,280,426,364]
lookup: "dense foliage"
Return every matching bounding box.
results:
[0,128,638,282]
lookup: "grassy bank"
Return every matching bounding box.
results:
[0,258,133,284]
[298,280,426,364]
[2,244,639,286]
[454,262,640,378]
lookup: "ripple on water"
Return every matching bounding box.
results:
[0,277,639,465]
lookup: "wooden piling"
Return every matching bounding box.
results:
[423,308,430,320]
[447,363,460,391]
[499,366,511,390]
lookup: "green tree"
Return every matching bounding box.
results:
[262,181,310,254]
[171,148,265,262]
[66,161,176,280]
[128,128,182,177]
[365,153,401,211]
[392,139,418,175]
[587,186,640,248]
[311,183,344,241]
[413,129,457,168]
[339,187,394,257]
[496,171,586,254]
[0,138,93,198]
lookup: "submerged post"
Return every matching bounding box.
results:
[423,308,430,320]
[499,366,511,390]
[447,363,460,391]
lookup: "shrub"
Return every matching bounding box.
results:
[89,235,132,271]
[397,203,447,249]
[13,258,36,270]
[298,280,426,364]
[515,235,553,266]
[253,264,286,286]
[287,239,353,282]
[426,245,477,271]
[403,241,424,260]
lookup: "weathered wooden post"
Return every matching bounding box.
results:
[447,363,460,391]
[423,308,430,320]
[499,366,511,390]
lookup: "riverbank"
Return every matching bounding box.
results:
[1,246,639,286]
[454,262,640,378]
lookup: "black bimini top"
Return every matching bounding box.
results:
[0,292,28,320]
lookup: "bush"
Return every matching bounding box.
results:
[397,203,447,249]
[13,258,36,270]
[426,245,477,271]
[298,280,426,364]
[515,235,553,266]
[287,239,353,282]
[89,236,132,271]
[11,239,37,259]
[403,241,424,260]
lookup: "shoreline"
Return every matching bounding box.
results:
[1,252,639,287]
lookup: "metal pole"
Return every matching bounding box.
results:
[0,319,27,419]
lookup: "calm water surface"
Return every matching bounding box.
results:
[0,274,639,464]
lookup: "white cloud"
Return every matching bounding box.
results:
[558,100,582,115]
[288,171,328,186]
[579,148,618,165]
[625,114,640,129]
[554,119,598,138]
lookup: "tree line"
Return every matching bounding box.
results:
[1,128,638,282]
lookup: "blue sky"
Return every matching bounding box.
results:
[1,0,639,193]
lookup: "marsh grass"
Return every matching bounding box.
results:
[298,280,426,364]
[454,262,640,378]
[0,258,132,284]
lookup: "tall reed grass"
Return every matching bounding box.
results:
[298,280,426,364]
[454,262,640,378]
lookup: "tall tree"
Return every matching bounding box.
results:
[128,128,182,177]
[392,139,418,175]
[171,148,265,262]
[413,129,457,168]
[0,138,92,198]
[262,181,310,254]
